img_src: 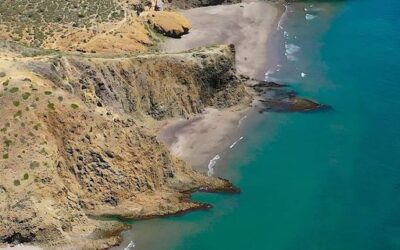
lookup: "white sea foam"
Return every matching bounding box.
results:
[238,115,247,127]
[285,43,301,61]
[277,4,289,30]
[305,14,317,20]
[283,31,289,38]
[301,72,307,78]
[124,241,136,250]
[230,137,244,149]
[265,64,284,81]
[207,155,220,176]
[265,68,278,81]
[285,44,300,54]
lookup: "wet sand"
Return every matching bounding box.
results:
[158,107,249,172]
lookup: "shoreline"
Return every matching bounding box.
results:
[157,106,249,172]
[110,2,284,249]
[158,1,282,174]
[162,1,281,80]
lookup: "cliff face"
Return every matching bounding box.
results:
[0,45,248,248]
[28,45,245,120]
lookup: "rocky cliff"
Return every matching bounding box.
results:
[0,44,248,249]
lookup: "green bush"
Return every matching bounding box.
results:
[4,139,12,147]
[70,103,79,109]
[30,161,40,168]
[23,173,29,180]
[22,92,31,100]
[33,124,41,130]
[14,110,22,118]
[9,87,19,93]
[47,102,55,110]
[14,180,20,186]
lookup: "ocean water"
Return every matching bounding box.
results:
[116,0,400,249]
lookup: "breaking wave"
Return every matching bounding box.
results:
[305,14,317,20]
[285,43,301,61]
[207,155,220,176]
[230,137,244,149]
[238,115,247,127]
[124,241,136,250]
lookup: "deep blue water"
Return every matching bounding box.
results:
[116,0,400,249]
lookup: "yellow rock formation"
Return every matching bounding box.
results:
[142,11,192,38]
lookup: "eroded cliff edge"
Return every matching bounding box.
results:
[0,44,249,249]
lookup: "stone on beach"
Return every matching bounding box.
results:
[142,11,192,38]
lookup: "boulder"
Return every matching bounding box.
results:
[143,11,192,38]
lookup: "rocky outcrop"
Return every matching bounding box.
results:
[27,45,246,120]
[249,80,328,112]
[0,45,248,249]
[142,11,192,38]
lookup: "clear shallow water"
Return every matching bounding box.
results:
[116,0,400,249]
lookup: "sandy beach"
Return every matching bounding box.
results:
[158,2,279,173]
[158,107,249,172]
[162,1,279,79]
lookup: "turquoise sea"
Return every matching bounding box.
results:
[116,0,400,249]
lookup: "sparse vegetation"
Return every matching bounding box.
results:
[22,92,31,100]
[23,173,29,180]
[13,180,20,186]
[2,153,8,159]
[47,102,55,110]
[44,91,52,95]
[70,103,79,109]
[39,148,48,155]
[0,72,6,78]
[30,161,40,168]
[9,87,19,93]
[13,100,20,107]
[14,110,22,118]
[4,139,12,147]
[0,0,124,47]
[33,123,41,130]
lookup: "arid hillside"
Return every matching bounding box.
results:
[0,0,253,248]
[0,0,193,53]
[0,43,248,248]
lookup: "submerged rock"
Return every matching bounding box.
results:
[249,80,328,112]
[260,96,325,112]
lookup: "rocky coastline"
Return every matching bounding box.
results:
[249,79,328,113]
[0,0,327,249]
